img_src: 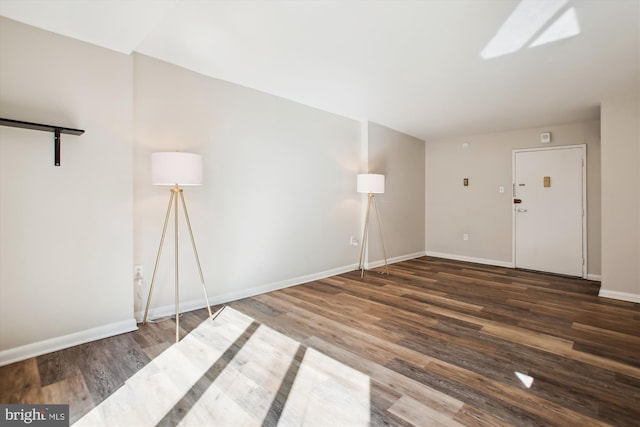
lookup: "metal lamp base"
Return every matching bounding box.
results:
[142,185,213,343]
[358,193,389,278]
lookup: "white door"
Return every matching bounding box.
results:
[513,146,585,277]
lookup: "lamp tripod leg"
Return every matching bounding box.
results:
[143,191,175,325]
[359,194,372,277]
[179,191,213,318]
[174,187,180,343]
[373,196,389,275]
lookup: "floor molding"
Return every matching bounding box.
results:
[365,251,426,269]
[427,252,602,282]
[142,253,429,322]
[138,263,360,322]
[425,251,514,268]
[0,318,138,367]
[598,289,640,303]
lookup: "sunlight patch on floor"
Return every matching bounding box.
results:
[75,306,370,426]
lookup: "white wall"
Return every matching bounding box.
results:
[0,18,135,364]
[366,122,425,266]
[600,95,640,302]
[133,54,362,318]
[425,120,601,276]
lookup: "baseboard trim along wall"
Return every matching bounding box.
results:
[425,251,514,268]
[138,262,360,322]
[141,252,429,321]
[365,252,427,269]
[0,318,138,367]
[598,289,640,303]
[426,252,607,281]
[3,255,430,366]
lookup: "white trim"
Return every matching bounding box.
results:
[0,318,138,367]
[598,289,640,303]
[425,251,514,268]
[512,144,587,279]
[365,251,426,269]
[138,263,360,321]
[142,253,428,321]
[587,274,602,281]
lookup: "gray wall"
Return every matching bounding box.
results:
[133,54,363,317]
[0,18,135,356]
[601,95,640,300]
[366,122,425,265]
[425,120,601,277]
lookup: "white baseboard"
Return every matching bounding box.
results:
[426,252,603,282]
[141,252,428,321]
[138,263,360,321]
[598,289,640,303]
[0,318,138,367]
[365,251,427,269]
[425,251,514,268]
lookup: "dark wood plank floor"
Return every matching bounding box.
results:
[1,256,638,425]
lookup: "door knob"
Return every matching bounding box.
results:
[517,208,528,212]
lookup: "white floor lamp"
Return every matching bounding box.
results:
[142,152,213,342]
[357,173,389,277]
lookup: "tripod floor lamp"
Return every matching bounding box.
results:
[143,152,213,343]
[357,173,389,277]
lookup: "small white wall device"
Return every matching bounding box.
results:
[540,132,552,143]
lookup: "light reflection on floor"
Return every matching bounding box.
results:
[75,306,370,426]
[515,371,534,388]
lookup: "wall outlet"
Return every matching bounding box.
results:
[134,265,144,284]
[463,233,469,241]
[499,186,505,193]
[350,236,359,246]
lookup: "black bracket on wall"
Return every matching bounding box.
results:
[0,118,85,166]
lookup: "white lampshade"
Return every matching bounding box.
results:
[357,173,385,194]
[151,152,203,186]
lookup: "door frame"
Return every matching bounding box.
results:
[511,144,587,278]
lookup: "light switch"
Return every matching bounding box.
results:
[463,178,469,186]
[544,176,551,187]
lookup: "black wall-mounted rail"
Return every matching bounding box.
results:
[0,118,85,166]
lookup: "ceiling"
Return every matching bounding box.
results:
[1,0,638,140]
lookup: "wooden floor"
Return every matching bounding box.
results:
[1,256,638,426]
